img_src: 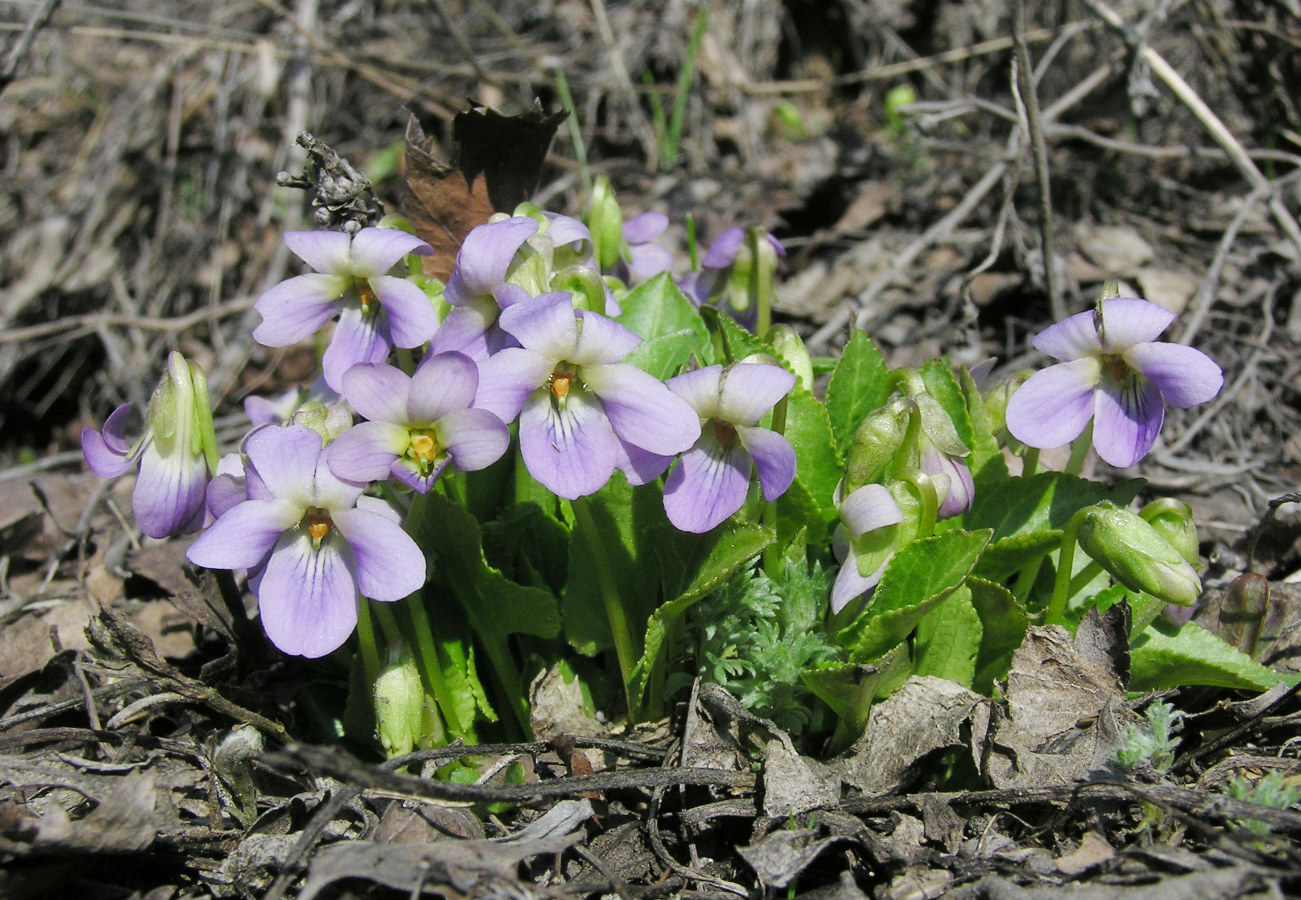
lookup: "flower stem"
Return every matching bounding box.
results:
[1063,421,1093,477]
[1020,447,1039,478]
[403,593,468,742]
[571,495,640,718]
[356,598,382,689]
[1047,510,1086,626]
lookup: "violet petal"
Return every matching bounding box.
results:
[582,363,701,455]
[342,363,412,425]
[518,388,617,499]
[186,498,300,570]
[332,506,426,601]
[1124,341,1223,408]
[257,529,358,658]
[735,425,796,501]
[252,273,347,346]
[1092,373,1165,468]
[1005,358,1101,449]
[663,435,750,533]
[409,352,479,422]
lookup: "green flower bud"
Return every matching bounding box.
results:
[291,402,353,445]
[587,175,625,271]
[1077,504,1202,606]
[846,398,915,490]
[551,264,609,314]
[147,352,219,473]
[1142,499,1199,567]
[767,324,814,392]
[374,647,426,758]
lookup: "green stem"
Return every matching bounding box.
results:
[571,496,639,717]
[1020,447,1040,478]
[1047,511,1086,626]
[355,598,382,689]
[1063,420,1093,477]
[403,593,468,742]
[370,601,404,646]
[761,395,790,579]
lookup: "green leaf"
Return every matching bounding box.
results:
[974,529,1063,581]
[784,387,843,520]
[966,576,1029,694]
[616,273,709,345]
[914,584,982,686]
[801,645,910,743]
[1131,623,1294,692]
[839,528,992,662]
[921,360,974,450]
[824,330,892,454]
[701,305,774,364]
[965,472,1143,541]
[958,366,1002,477]
[621,330,702,379]
[629,523,775,711]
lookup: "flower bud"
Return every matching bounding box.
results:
[290,402,352,445]
[587,175,625,271]
[374,647,426,758]
[767,324,814,392]
[846,398,914,490]
[1142,498,1199,567]
[1077,504,1202,606]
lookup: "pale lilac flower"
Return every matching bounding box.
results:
[680,226,785,327]
[327,353,509,493]
[618,212,674,283]
[474,292,701,499]
[187,424,425,658]
[830,484,905,614]
[661,363,797,533]
[252,228,437,391]
[243,376,340,426]
[82,352,215,539]
[1006,298,1223,467]
[429,216,538,360]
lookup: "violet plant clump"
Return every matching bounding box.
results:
[84,178,1289,759]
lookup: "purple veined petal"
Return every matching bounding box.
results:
[623,211,668,244]
[517,387,618,499]
[283,230,354,275]
[1123,341,1224,408]
[133,440,209,538]
[840,483,904,538]
[370,275,440,349]
[735,425,796,501]
[663,434,751,533]
[626,243,675,282]
[717,363,796,425]
[542,213,592,251]
[187,498,301,569]
[390,456,450,493]
[474,347,554,423]
[583,363,701,455]
[437,408,510,471]
[1029,307,1104,362]
[1092,372,1165,468]
[342,363,412,425]
[327,421,408,483]
[571,309,642,366]
[1097,298,1177,351]
[244,424,326,504]
[257,529,359,658]
[331,506,426,601]
[409,352,479,422]
[323,306,390,392]
[347,227,432,276]
[498,292,579,359]
[830,552,886,614]
[1005,358,1102,449]
[666,366,724,419]
[701,227,745,268]
[614,439,673,486]
[428,301,497,361]
[252,273,347,347]
[445,217,538,305]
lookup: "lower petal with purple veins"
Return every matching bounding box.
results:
[258,530,360,658]
[332,506,426,600]
[663,435,751,533]
[323,306,391,391]
[518,388,618,499]
[1093,373,1165,468]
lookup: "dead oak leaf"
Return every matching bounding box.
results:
[401,101,567,282]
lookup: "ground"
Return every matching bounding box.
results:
[1,0,1300,897]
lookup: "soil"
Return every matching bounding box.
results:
[1,1,1300,898]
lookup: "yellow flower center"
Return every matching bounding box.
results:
[551,372,572,399]
[410,433,438,464]
[357,279,379,314]
[306,509,332,546]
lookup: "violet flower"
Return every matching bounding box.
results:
[327,353,509,493]
[830,483,905,614]
[186,424,425,658]
[661,363,797,533]
[681,226,785,328]
[82,352,216,539]
[474,292,701,499]
[617,212,674,284]
[252,228,438,391]
[1006,298,1223,467]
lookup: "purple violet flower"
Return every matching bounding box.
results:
[919,442,975,520]
[186,424,425,658]
[661,363,797,533]
[830,483,905,614]
[680,226,785,327]
[327,353,510,493]
[252,228,437,391]
[474,292,701,499]
[618,212,674,284]
[430,216,539,360]
[82,352,215,539]
[1006,298,1224,467]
